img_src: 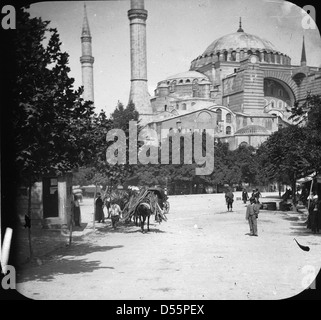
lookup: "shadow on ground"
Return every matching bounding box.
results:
[281,214,321,237]
[94,220,166,234]
[16,242,123,283]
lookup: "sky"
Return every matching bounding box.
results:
[27,0,321,116]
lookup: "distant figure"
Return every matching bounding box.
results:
[308,193,320,234]
[300,186,309,205]
[242,189,249,204]
[225,190,234,212]
[245,198,260,236]
[110,202,122,229]
[73,194,81,227]
[95,193,105,223]
[104,194,111,219]
[251,189,256,201]
[253,188,261,203]
[282,188,292,201]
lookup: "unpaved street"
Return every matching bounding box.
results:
[16,193,321,300]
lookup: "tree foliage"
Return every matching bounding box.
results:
[12,7,96,185]
[290,94,321,174]
[257,125,312,203]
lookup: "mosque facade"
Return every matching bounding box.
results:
[81,0,321,150]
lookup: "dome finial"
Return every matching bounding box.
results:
[237,17,244,32]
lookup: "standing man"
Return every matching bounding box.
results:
[242,188,249,204]
[245,198,260,236]
[73,194,81,227]
[225,189,234,212]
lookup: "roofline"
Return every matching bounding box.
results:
[147,107,218,124]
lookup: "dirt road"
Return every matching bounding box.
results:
[16,193,321,300]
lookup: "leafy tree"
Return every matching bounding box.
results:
[257,125,311,205]
[12,7,95,187]
[88,101,141,190]
[290,94,321,175]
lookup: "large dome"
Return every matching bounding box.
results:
[203,31,278,56]
[189,23,290,70]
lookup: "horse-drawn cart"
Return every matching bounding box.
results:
[122,187,169,232]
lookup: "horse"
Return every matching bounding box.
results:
[135,201,152,233]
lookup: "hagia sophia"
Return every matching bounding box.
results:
[81,0,321,150]
[16,0,321,227]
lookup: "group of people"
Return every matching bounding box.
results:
[242,188,261,204]
[95,193,122,229]
[71,192,122,229]
[225,188,261,236]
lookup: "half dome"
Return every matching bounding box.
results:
[235,125,270,135]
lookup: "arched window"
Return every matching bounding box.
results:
[226,126,231,135]
[278,101,283,109]
[191,102,196,107]
[270,54,275,63]
[223,51,228,61]
[186,79,191,83]
[263,51,268,62]
[192,79,199,97]
[216,108,222,122]
[255,50,261,61]
[231,51,236,61]
[182,103,187,110]
[170,80,176,92]
[240,141,248,147]
[179,79,183,84]
[243,117,247,127]
[271,100,275,108]
[164,105,167,111]
[226,113,232,123]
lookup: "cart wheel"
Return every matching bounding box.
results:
[164,201,170,214]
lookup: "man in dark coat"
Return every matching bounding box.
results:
[242,188,249,204]
[225,189,234,212]
[95,193,105,223]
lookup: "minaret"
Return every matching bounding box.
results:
[80,3,94,103]
[300,35,307,67]
[128,0,152,122]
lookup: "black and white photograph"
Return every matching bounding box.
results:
[1,0,321,303]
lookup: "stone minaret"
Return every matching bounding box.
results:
[300,35,307,67]
[128,0,152,123]
[80,4,94,103]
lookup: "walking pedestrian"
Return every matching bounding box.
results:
[95,193,105,223]
[242,188,249,204]
[110,202,122,229]
[73,194,81,227]
[245,198,260,236]
[225,189,234,212]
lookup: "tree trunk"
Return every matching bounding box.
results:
[27,178,33,259]
[292,173,297,211]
